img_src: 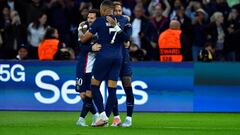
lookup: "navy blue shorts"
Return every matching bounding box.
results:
[92,57,122,81]
[120,49,132,77]
[76,73,92,93]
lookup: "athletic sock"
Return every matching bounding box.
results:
[85,96,97,115]
[91,85,104,113]
[80,98,89,118]
[112,98,119,116]
[124,86,134,117]
[105,87,117,117]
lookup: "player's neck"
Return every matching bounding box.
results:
[104,10,113,16]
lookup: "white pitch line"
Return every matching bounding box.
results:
[161,126,240,130]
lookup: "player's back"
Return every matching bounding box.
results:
[89,16,129,59]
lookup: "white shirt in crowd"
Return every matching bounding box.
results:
[27,23,46,47]
[131,18,141,48]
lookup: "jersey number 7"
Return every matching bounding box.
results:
[109,28,117,44]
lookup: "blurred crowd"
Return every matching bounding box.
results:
[0,0,240,62]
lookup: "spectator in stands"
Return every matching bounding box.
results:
[0,6,12,59]
[150,3,169,60]
[205,0,230,20]
[79,0,92,11]
[225,8,240,61]
[27,12,48,59]
[0,0,19,11]
[14,0,48,25]
[169,0,184,20]
[0,7,27,59]
[16,43,28,60]
[79,8,89,22]
[65,0,81,51]
[232,30,240,61]
[47,0,71,47]
[129,43,148,61]
[198,41,214,62]
[175,6,192,35]
[115,0,132,16]
[131,4,154,60]
[38,27,61,60]
[158,20,190,62]
[175,5,193,60]
[185,1,208,23]
[227,7,240,31]
[56,47,75,60]
[0,6,13,59]
[191,8,208,61]
[205,12,226,61]
[148,0,170,17]
[0,0,26,26]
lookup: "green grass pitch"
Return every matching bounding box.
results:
[1,111,240,135]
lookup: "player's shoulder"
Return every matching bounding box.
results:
[96,16,105,21]
[116,15,130,23]
[92,17,105,25]
[123,15,131,22]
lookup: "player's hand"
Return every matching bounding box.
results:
[124,41,130,48]
[78,22,88,34]
[106,16,117,27]
[92,43,102,52]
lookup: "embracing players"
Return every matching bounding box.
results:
[80,0,131,126]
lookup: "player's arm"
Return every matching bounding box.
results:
[122,22,132,41]
[80,18,100,43]
[106,16,131,42]
[122,15,132,48]
[91,43,102,52]
[78,21,100,52]
[79,32,93,43]
[80,42,101,52]
[78,21,93,43]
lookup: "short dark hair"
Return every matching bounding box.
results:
[100,0,114,9]
[44,27,57,39]
[18,44,28,51]
[113,1,122,7]
[89,9,100,17]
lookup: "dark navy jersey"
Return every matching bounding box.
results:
[76,21,98,74]
[78,21,98,55]
[89,15,130,59]
[120,15,132,77]
[120,15,132,58]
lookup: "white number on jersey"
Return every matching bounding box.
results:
[109,27,117,44]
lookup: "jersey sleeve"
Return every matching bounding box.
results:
[89,18,100,34]
[115,16,132,42]
[124,23,132,38]
[118,23,132,42]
